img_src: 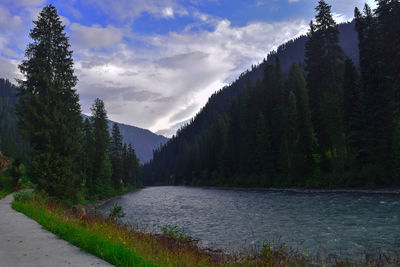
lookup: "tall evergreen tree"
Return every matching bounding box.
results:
[81,118,94,195]
[90,98,112,197]
[288,64,315,181]
[110,123,123,189]
[127,144,140,187]
[342,57,360,153]
[305,0,345,171]
[17,5,82,200]
[355,4,394,184]
[376,0,400,113]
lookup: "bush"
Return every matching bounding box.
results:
[13,191,33,202]
[161,224,191,243]
[108,202,126,220]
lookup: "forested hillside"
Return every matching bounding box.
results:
[0,79,29,163]
[144,1,400,188]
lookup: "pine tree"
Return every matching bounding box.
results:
[90,98,112,197]
[82,118,94,195]
[255,112,274,186]
[355,4,394,184]
[288,64,315,181]
[376,0,400,112]
[17,5,82,201]
[305,0,345,172]
[110,123,123,189]
[127,144,140,187]
[342,57,360,153]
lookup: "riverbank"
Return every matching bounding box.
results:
[12,190,400,266]
[11,191,311,266]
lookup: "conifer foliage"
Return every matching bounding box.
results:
[15,5,142,201]
[17,5,82,200]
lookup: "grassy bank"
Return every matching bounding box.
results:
[12,191,399,267]
[11,191,311,267]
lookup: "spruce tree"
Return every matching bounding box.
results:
[305,0,345,171]
[376,0,400,112]
[110,123,123,189]
[355,4,394,184]
[82,118,94,195]
[90,98,112,197]
[17,5,82,200]
[127,144,140,187]
[288,64,315,181]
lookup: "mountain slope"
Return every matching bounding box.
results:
[106,120,168,163]
[144,21,360,185]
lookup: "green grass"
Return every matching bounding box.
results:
[11,193,228,266]
[0,173,15,199]
[12,192,399,267]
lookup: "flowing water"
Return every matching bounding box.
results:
[99,186,400,259]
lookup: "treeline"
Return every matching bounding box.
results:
[0,79,29,163]
[14,5,141,202]
[144,0,400,188]
[81,99,141,199]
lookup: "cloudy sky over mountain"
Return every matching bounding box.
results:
[0,0,376,136]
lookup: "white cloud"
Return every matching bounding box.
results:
[69,23,124,48]
[161,7,174,18]
[329,0,378,22]
[72,18,307,135]
[84,0,187,21]
[2,0,46,7]
[288,0,300,3]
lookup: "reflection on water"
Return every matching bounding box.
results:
[99,186,400,258]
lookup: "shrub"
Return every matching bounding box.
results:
[108,202,126,220]
[13,191,33,202]
[161,224,191,243]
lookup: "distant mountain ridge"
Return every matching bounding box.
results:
[82,114,168,163]
[106,120,168,163]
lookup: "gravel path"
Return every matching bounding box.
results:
[0,193,113,267]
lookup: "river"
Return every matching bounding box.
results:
[98,186,400,259]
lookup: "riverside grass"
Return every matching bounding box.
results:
[12,191,399,267]
[11,192,229,267]
[11,192,311,267]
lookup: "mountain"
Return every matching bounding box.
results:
[106,120,168,163]
[82,114,168,163]
[143,21,362,186]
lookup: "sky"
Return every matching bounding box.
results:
[0,0,377,137]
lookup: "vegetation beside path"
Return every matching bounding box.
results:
[12,191,400,267]
[12,191,310,267]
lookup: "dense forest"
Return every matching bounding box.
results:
[0,79,29,163]
[10,5,141,202]
[144,0,400,188]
